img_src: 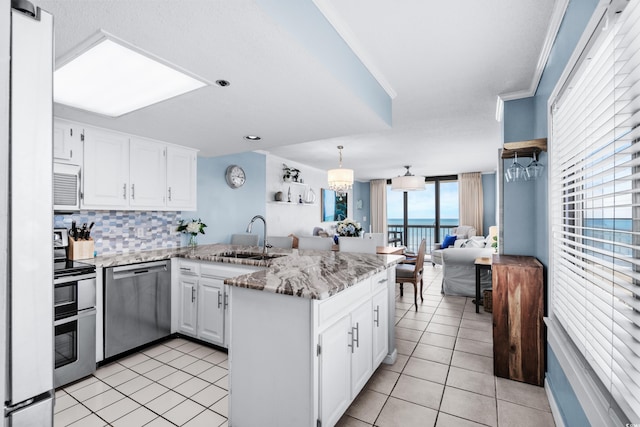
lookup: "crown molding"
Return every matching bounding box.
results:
[498,0,570,102]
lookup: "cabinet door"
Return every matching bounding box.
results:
[372,287,389,367]
[350,300,373,398]
[129,138,166,208]
[178,277,197,336]
[83,128,129,208]
[53,120,82,163]
[319,315,352,427]
[198,278,225,345]
[166,146,197,210]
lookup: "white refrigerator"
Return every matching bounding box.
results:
[3,2,54,426]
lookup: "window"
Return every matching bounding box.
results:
[550,1,640,422]
[386,177,458,253]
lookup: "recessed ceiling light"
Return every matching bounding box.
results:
[244,135,261,141]
[54,31,209,117]
[216,80,230,87]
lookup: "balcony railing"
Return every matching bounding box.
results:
[388,224,458,254]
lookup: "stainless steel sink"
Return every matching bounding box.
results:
[218,252,287,261]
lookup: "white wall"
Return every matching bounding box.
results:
[265,154,353,237]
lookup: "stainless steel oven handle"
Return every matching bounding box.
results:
[54,307,96,326]
[54,272,97,284]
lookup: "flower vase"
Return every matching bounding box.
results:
[189,234,198,247]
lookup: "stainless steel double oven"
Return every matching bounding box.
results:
[53,228,97,388]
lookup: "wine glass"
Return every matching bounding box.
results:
[526,152,544,180]
[506,152,526,182]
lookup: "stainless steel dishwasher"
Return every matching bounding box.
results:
[104,260,171,359]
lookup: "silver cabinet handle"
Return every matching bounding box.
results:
[374,306,380,327]
[168,187,172,201]
[353,323,360,348]
[191,286,196,303]
[348,329,354,353]
[217,292,222,309]
[224,293,228,309]
[123,183,127,199]
[131,183,135,200]
[378,278,388,284]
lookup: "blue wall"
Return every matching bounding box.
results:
[185,152,267,246]
[502,0,599,425]
[352,181,371,233]
[254,0,391,126]
[481,173,496,236]
[546,348,591,427]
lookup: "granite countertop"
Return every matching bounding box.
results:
[86,244,404,300]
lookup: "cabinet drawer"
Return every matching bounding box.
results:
[371,270,389,292]
[316,281,371,329]
[177,261,200,276]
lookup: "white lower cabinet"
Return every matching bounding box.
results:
[178,276,198,336]
[372,286,389,367]
[319,315,352,426]
[229,268,396,427]
[319,298,373,426]
[173,259,262,348]
[197,278,225,344]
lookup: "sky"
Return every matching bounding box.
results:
[386,182,459,220]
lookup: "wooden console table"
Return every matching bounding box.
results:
[491,254,544,386]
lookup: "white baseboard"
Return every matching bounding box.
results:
[545,379,566,427]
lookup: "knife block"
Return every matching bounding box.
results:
[68,236,94,260]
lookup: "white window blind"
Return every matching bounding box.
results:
[550,0,640,423]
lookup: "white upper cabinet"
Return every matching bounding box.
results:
[83,127,130,208]
[166,146,197,211]
[53,119,83,164]
[130,138,166,208]
[74,120,197,211]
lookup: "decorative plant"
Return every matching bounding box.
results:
[336,218,363,237]
[177,218,207,236]
[282,164,292,181]
[491,235,498,253]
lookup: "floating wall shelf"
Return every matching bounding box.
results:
[501,138,547,159]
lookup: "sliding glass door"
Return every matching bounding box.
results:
[387,176,458,253]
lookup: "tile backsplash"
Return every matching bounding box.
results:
[54,211,182,256]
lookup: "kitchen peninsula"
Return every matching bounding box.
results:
[89,244,402,427]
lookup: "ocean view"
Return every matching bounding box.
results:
[388,218,460,226]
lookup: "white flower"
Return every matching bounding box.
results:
[186,222,200,233]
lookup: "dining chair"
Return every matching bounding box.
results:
[297,236,333,250]
[230,233,259,246]
[364,232,386,247]
[267,235,293,249]
[396,239,426,310]
[339,237,377,254]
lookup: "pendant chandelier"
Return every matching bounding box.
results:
[391,166,425,191]
[327,145,354,194]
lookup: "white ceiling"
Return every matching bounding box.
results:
[40,0,558,181]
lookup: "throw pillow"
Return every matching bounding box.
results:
[455,239,467,248]
[442,234,457,248]
[465,238,485,248]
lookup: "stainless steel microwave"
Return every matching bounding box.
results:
[53,163,80,211]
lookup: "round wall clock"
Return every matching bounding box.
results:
[225,165,246,188]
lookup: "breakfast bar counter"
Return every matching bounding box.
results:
[88,243,404,299]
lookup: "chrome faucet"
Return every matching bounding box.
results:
[246,215,268,255]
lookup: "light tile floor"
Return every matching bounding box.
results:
[54,265,555,427]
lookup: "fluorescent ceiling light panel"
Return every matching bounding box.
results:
[54,34,207,117]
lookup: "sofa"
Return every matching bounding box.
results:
[441,246,493,297]
[432,225,477,266]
